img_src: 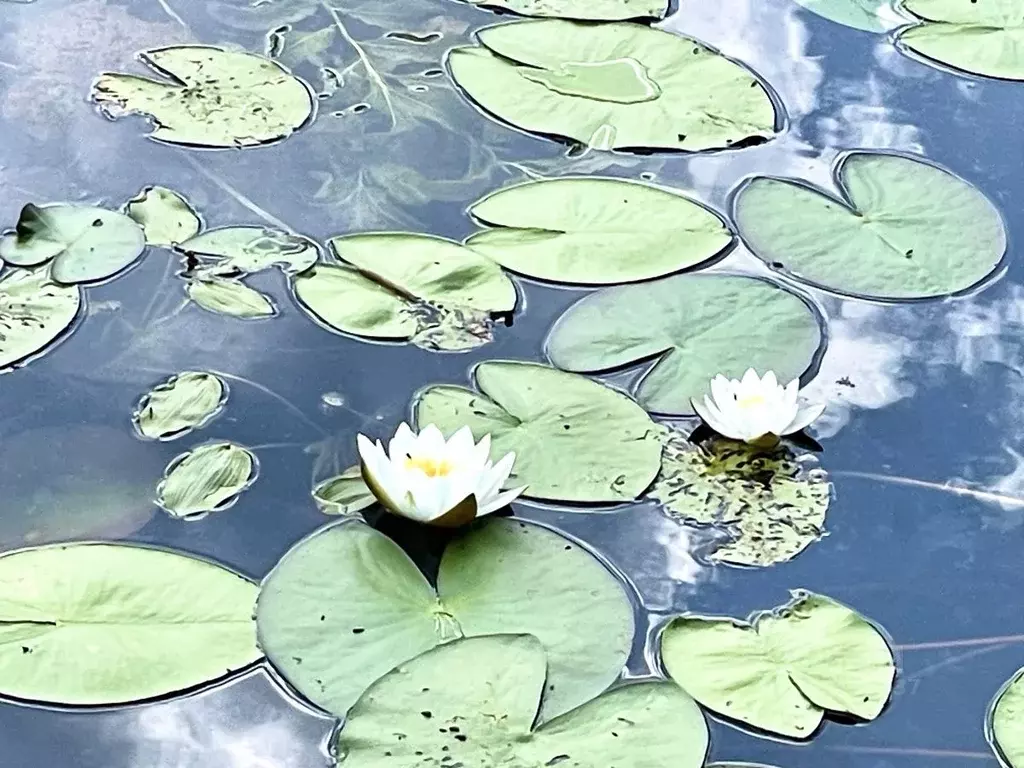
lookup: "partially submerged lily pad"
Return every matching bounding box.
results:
[448,20,777,151]
[414,360,663,503]
[466,177,733,285]
[0,542,259,705]
[793,0,901,32]
[462,0,668,20]
[661,591,895,739]
[650,433,830,567]
[157,441,258,518]
[0,204,146,285]
[91,45,315,148]
[335,635,709,768]
[125,186,201,247]
[133,370,228,440]
[0,267,80,370]
[546,274,823,415]
[257,517,635,721]
[186,277,277,319]
[989,666,1024,767]
[735,152,1006,300]
[312,465,375,516]
[177,227,319,276]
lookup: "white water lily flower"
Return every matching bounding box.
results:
[357,423,527,527]
[691,369,825,446]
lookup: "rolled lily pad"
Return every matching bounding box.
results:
[546,274,823,415]
[157,441,258,518]
[989,667,1024,767]
[0,204,146,285]
[178,227,319,276]
[0,267,80,370]
[448,20,777,152]
[186,277,277,319]
[466,177,733,285]
[91,45,314,148]
[650,434,830,567]
[897,0,1024,80]
[312,466,375,516]
[335,635,709,768]
[257,517,635,720]
[0,542,259,706]
[793,0,900,32]
[125,186,201,247]
[414,360,663,503]
[133,371,228,440]
[661,591,895,739]
[735,152,1006,300]
[463,0,668,20]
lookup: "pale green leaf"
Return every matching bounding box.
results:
[990,667,1024,767]
[0,267,80,369]
[157,441,258,518]
[125,186,202,247]
[292,264,418,339]
[133,371,228,440]
[178,227,319,276]
[187,277,277,319]
[312,465,376,515]
[793,0,901,32]
[464,0,667,20]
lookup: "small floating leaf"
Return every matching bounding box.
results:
[133,370,228,441]
[0,268,80,370]
[0,204,145,284]
[186,277,277,319]
[661,591,895,739]
[312,466,375,516]
[990,667,1024,767]
[414,361,663,503]
[335,635,708,768]
[466,177,733,285]
[178,227,319,276]
[0,543,259,705]
[735,152,1006,300]
[448,20,777,151]
[91,45,314,148]
[463,0,668,20]
[257,517,634,720]
[546,274,823,415]
[157,441,258,518]
[125,186,201,247]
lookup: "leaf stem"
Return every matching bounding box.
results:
[322,2,397,128]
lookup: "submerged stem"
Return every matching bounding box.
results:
[834,469,1024,508]
[322,2,397,128]
[179,153,295,233]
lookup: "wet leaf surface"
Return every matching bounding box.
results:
[133,370,228,440]
[157,441,258,518]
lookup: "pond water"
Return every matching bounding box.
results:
[1,0,1022,765]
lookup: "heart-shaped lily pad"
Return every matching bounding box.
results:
[91,45,314,148]
[989,666,1024,767]
[546,273,824,415]
[133,371,228,441]
[466,177,733,285]
[661,591,895,739]
[0,267,81,370]
[125,186,202,247]
[0,542,259,706]
[448,20,777,151]
[257,517,634,721]
[462,0,668,20]
[178,227,320,277]
[157,441,258,518]
[186,277,277,319]
[414,360,663,503]
[335,635,709,768]
[735,151,1006,300]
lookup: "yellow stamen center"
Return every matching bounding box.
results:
[404,454,454,478]
[736,393,766,409]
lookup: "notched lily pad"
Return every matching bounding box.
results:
[463,0,668,20]
[0,267,81,370]
[125,186,202,247]
[177,227,320,277]
[157,441,258,518]
[186,277,277,319]
[661,591,896,739]
[448,20,777,151]
[312,465,375,516]
[133,370,228,441]
[989,666,1024,767]
[91,45,315,148]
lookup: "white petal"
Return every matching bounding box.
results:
[692,395,738,439]
[471,432,492,467]
[762,370,779,390]
[388,422,417,462]
[477,485,528,515]
[709,375,733,408]
[445,425,477,465]
[357,433,383,469]
[477,451,516,505]
[784,401,826,435]
[740,368,761,390]
[418,423,447,455]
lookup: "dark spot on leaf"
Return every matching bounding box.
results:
[421,711,432,719]
[352,627,365,634]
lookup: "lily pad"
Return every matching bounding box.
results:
[125,186,201,247]
[312,465,375,516]
[133,370,228,441]
[793,0,899,32]
[466,177,733,285]
[186,277,277,319]
[463,0,668,20]
[650,433,830,567]
[157,441,258,518]
[91,45,315,148]
[735,152,1006,300]
[335,635,709,768]
[178,227,319,276]
[990,667,1024,767]
[897,0,1024,80]
[448,20,777,151]
[414,360,663,503]
[0,267,80,370]
[0,542,259,706]
[660,591,895,739]
[0,204,146,284]
[257,516,635,721]
[546,274,823,416]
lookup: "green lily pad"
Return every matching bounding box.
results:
[414,360,663,503]
[793,0,899,32]
[125,186,202,247]
[0,267,81,370]
[463,0,668,20]
[735,152,1006,300]
[0,204,146,284]
[0,542,259,706]
[91,45,314,148]
[178,227,319,276]
[293,264,416,339]
[448,20,777,152]
[133,371,228,441]
[650,434,830,567]
[257,517,634,720]
[335,635,709,768]
[661,591,895,739]
[466,177,733,285]
[186,277,277,319]
[312,465,375,516]
[546,274,823,416]
[897,0,1024,80]
[157,441,258,519]
[990,667,1024,767]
